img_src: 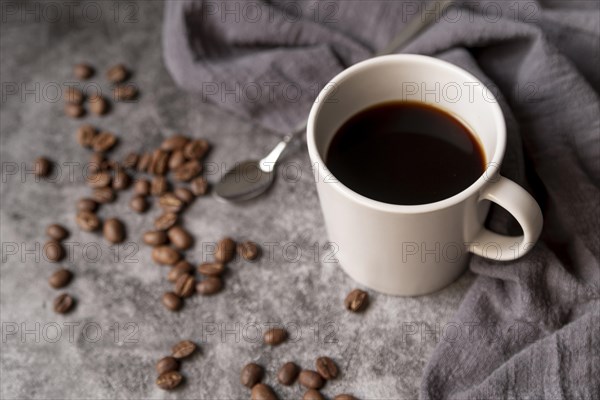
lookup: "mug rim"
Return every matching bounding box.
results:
[306,54,507,214]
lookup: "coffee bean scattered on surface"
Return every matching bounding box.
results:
[46,224,69,241]
[88,153,104,173]
[151,246,181,266]
[156,371,183,390]
[277,362,300,386]
[113,84,138,101]
[112,169,130,190]
[103,218,125,244]
[197,262,224,277]
[173,160,202,182]
[174,187,194,204]
[106,64,129,83]
[92,187,115,203]
[143,230,167,247]
[154,212,178,231]
[238,241,260,261]
[159,193,185,214]
[241,362,264,388]
[183,139,210,160]
[174,273,195,298]
[195,276,223,295]
[65,87,84,104]
[334,395,358,400]
[171,340,197,359]
[298,370,325,390]
[34,157,51,177]
[77,198,98,212]
[53,293,75,314]
[92,131,117,152]
[87,171,111,188]
[76,124,97,148]
[44,240,65,262]
[156,356,180,375]
[316,356,338,380]
[151,176,168,196]
[344,289,368,312]
[167,226,193,250]
[129,195,148,213]
[65,102,85,118]
[215,237,236,263]
[263,327,287,346]
[303,389,325,400]
[168,150,186,170]
[250,383,277,400]
[76,211,101,231]
[134,179,151,195]
[74,63,94,80]
[167,261,193,283]
[190,176,208,196]
[162,292,182,311]
[48,268,73,289]
[161,135,189,152]
[123,152,139,169]
[89,95,109,116]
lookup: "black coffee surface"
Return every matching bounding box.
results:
[326,101,486,205]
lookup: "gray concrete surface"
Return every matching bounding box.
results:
[0,1,475,398]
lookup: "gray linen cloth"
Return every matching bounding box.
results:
[163,0,600,398]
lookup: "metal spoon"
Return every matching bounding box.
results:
[214,0,453,202]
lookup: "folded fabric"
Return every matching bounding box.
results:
[163,1,600,397]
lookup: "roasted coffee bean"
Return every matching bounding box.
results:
[76,124,97,148]
[112,169,130,190]
[65,87,84,104]
[93,187,115,203]
[46,224,69,241]
[167,226,193,250]
[196,277,223,295]
[215,237,236,263]
[77,198,98,212]
[316,357,338,380]
[171,340,197,359]
[134,179,151,195]
[263,327,287,346]
[159,193,185,214]
[44,241,65,262]
[241,363,264,388]
[298,370,324,390]
[161,135,189,151]
[174,187,194,204]
[86,171,111,188]
[113,84,138,101]
[65,102,85,118]
[150,149,170,176]
[303,390,325,400]
[251,384,277,400]
[238,241,259,261]
[129,195,148,213]
[103,218,125,244]
[106,64,129,83]
[89,95,109,116]
[152,246,181,266]
[344,289,368,312]
[190,176,209,196]
[137,152,152,172]
[34,157,51,177]
[151,176,169,196]
[162,292,183,311]
[74,63,94,79]
[122,152,139,169]
[49,268,73,289]
[53,293,75,314]
[156,371,183,390]
[76,211,101,231]
[143,230,168,247]
[277,362,300,386]
[173,160,202,182]
[167,261,193,283]
[174,273,195,298]
[183,139,210,160]
[88,153,104,174]
[334,396,357,400]
[154,212,178,231]
[168,149,186,170]
[197,262,224,277]
[92,131,117,152]
[156,356,180,375]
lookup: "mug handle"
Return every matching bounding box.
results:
[469,176,543,261]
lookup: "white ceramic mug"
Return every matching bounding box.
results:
[307,54,543,296]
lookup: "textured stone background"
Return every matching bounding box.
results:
[0,1,475,398]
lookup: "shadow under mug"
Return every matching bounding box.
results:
[307,54,543,296]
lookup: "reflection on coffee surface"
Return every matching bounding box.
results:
[326,101,486,205]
